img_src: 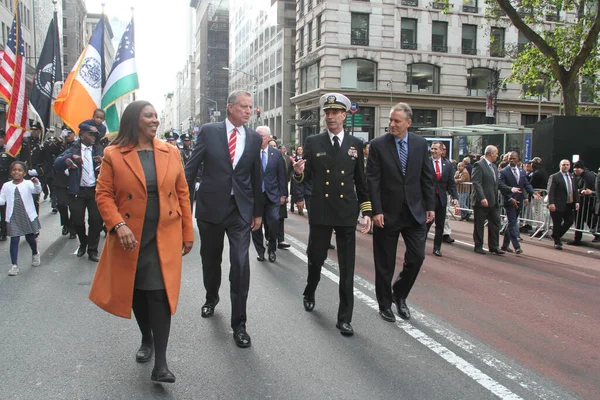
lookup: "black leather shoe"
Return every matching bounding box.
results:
[442,235,455,243]
[201,299,219,318]
[233,329,252,348]
[489,248,506,255]
[62,226,69,235]
[268,251,276,263]
[554,243,563,250]
[303,296,315,312]
[256,254,265,262]
[88,253,100,262]
[151,366,176,383]
[500,246,514,253]
[379,308,396,322]
[278,242,291,249]
[394,298,411,320]
[433,249,442,257]
[77,244,87,257]
[474,247,486,254]
[336,321,354,336]
[515,248,523,254]
[135,344,153,363]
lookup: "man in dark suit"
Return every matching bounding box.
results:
[367,102,435,322]
[471,145,520,255]
[547,159,580,250]
[252,126,287,263]
[292,93,372,337]
[499,152,541,254]
[54,129,104,262]
[185,90,263,348]
[427,142,459,257]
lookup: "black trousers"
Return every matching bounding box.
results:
[373,213,427,309]
[69,187,103,254]
[304,224,356,323]
[252,193,280,255]
[472,205,501,250]
[197,196,251,331]
[55,187,72,230]
[426,198,446,251]
[550,203,575,243]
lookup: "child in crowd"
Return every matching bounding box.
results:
[78,108,107,139]
[0,161,42,276]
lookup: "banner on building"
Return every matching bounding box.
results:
[485,89,495,118]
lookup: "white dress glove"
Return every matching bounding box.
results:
[28,169,38,177]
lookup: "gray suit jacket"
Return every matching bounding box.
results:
[185,121,263,224]
[470,158,512,208]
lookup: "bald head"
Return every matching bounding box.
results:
[484,145,499,163]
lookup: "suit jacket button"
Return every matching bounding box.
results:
[125,213,130,219]
[325,194,329,198]
[326,170,330,173]
[340,194,344,199]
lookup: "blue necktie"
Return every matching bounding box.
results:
[397,140,407,175]
[261,149,267,192]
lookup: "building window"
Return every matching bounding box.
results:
[307,21,313,52]
[407,63,440,94]
[411,109,438,129]
[432,21,448,53]
[401,18,417,50]
[462,24,477,55]
[316,15,322,46]
[301,63,319,93]
[298,27,304,57]
[467,68,496,96]
[581,76,595,103]
[490,27,505,57]
[463,0,477,13]
[467,111,487,125]
[63,35,68,47]
[351,13,369,46]
[63,17,67,30]
[341,59,376,90]
[517,31,529,54]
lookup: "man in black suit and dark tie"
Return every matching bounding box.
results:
[252,126,287,263]
[292,93,372,337]
[471,145,520,255]
[366,102,435,322]
[499,151,541,254]
[427,142,459,257]
[547,159,580,250]
[185,90,263,348]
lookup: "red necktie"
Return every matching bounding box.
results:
[229,128,237,164]
[435,160,441,193]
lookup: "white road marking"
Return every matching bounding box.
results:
[284,234,563,400]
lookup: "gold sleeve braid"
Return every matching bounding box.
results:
[292,172,305,184]
[360,201,372,213]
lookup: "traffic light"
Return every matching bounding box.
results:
[256,107,261,118]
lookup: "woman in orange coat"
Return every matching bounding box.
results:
[89,101,194,383]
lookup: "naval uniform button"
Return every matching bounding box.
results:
[326,170,330,173]
[325,194,329,198]
[340,195,344,199]
[325,182,329,185]
[341,182,345,186]
[341,170,345,174]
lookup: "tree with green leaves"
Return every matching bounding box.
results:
[488,0,600,115]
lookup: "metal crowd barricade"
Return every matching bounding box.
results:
[453,182,473,220]
[570,192,599,237]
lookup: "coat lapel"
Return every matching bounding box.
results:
[121,144,146,191]
[153,138,169,189]
[387,133,403,174]
[338,134,351,161]
[219,122,232,169]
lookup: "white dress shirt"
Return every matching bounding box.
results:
[80,144,96,187]
[225,118,246,169]
[328,131,344,147]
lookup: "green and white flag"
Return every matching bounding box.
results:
[102,18,138,134]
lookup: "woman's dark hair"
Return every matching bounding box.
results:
[111,100,153,147]
[10,161,27,172]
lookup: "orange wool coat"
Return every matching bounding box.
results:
[89,138,194,318]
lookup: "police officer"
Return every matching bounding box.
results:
[19,121,45,214]
[292,93,372,337]
[164,130,179,147]
[179,132,193,166]
[0,130,15,241]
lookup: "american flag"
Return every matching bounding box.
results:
[0,3,29,157]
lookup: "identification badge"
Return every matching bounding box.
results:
[316,152,327,157]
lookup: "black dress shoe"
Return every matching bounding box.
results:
[77,244,87,257]
[135,344,153,363]
[489,248,506,255]
[394,298,411,320]
[433,249,442,257]
[500,246,514,253]
[442,235,455,243]
[379,308,396,322]
[554,243,563,250]
[515,248,523,254]
[336,321,354,336]
[268,251,276,263]
[474,247,486,254]
[256,254,265,262]
[303,296,315,312]
[62,226,69,235]
[233,329,252,348]
[88,253,100,262]
[277,242,291,249]
[151,366,176,383]
[201,299,219,318]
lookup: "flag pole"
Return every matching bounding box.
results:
[131,6,136,102]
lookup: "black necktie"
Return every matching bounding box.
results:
[333,136,340,156]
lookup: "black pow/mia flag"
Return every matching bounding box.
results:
[29,13,62,132]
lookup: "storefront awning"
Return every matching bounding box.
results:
[418,124,533,136]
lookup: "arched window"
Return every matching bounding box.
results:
[407,63,440,94]
[341,59,377,90]
[467,68,496,96]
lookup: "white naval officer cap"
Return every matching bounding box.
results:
[319,93,351,112]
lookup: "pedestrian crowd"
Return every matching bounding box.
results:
[3,91,599,385]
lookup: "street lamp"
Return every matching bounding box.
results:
[199,93,220,122]
[223,67,259,94]
[535,78,545,122]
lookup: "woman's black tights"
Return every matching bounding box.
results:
[132,289,171,368]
